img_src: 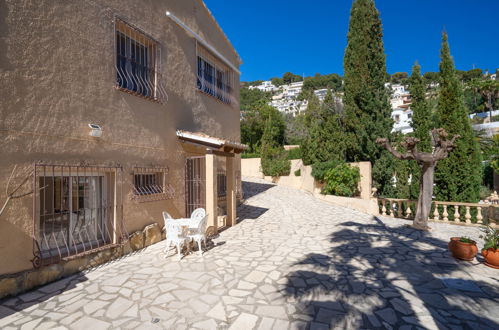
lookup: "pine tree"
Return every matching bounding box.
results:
[434,33,482,202]
[343,0,393,195]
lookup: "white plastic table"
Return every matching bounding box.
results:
[170,218,194,253]
[173,218,192,227]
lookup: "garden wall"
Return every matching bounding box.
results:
[241,158,379,215]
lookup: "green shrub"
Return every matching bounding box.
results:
[311,160,342,182]
[261,146,291,177]
[294,169,301,176]
[286,147,302,160]
[480,225,499,250]
[322,163,360,197]
[242,152,260,159]
[459,236,474,243]
[492,159,499,172]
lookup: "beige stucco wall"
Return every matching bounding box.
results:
[350,162,372,200]
[0,0,241,275]
[240,158,263,179]
[241,158,378,215]
[313,194,379,215]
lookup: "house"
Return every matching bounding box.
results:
[0,0,244,285]
[386,83,412,110]
[314,88,329,101]
[285,81,304,99]
[391,108,414,134]
[248,80,278,92]
[470,110,499,137]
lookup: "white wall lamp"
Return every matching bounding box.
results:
[88,124,103,138]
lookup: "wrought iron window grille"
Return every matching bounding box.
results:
[131,166,175,202]
[196,42,236,105]
[115,18,168,103]
[185,157,206,217]
[32,163,127,268]
[217,169,227,200]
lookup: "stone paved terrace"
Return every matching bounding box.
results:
[1,178,498,329]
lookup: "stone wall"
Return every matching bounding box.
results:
[0,223,164,300]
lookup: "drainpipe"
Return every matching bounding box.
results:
[165,11,241,75]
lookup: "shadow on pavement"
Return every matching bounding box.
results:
[282,217,499,329]
[242,180,276,199]
[0,272,88,322]
[237,205,269,223]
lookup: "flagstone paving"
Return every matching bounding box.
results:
[1,178,498,329]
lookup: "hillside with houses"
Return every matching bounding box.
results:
[242,69,499,136]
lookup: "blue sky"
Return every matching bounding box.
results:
[204,0,499,82]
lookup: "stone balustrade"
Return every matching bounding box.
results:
[378,198,498,228]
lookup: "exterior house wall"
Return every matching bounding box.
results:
[0,0,241,276]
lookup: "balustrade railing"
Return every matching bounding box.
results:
[378,198,497,228]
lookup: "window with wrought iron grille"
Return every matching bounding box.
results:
[217,170,227,199]
[115,18,165,102]
[33,164,125,267]
[133,172,164,195]
[132,167,175,202]
[196,43,235,104]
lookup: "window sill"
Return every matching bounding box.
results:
[132,192,175,203]
[196,89,236,107]
[115,86,164,104]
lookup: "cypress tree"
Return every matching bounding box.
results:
[302,90,345,164]
[409,62,433,152]
[343,0,393,195]
[260,114,291,177]
[405,62,434,199]
[301,93,347,165]
[434,33,482,202]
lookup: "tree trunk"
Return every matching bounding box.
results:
[413,163,435,230]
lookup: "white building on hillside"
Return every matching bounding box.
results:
[391,108,413,134]
[386,83,411,110]
[314,88,328,101]
[282,81,304,99]
[266,81,306,116]
[470,110,499,137]
[248,80,278,92]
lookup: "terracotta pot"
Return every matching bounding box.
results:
[481,248,499,269]
[448,237,478,261]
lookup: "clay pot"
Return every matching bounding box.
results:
[448,237,478,261]
[481,248,499,269]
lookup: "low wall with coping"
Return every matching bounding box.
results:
[242,158,378,215]
[241,157,264,179]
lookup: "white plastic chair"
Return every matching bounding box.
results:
[164,218,188,260]
[188,211,208,256]
[190,208,206,223]
[162,211,173,230]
